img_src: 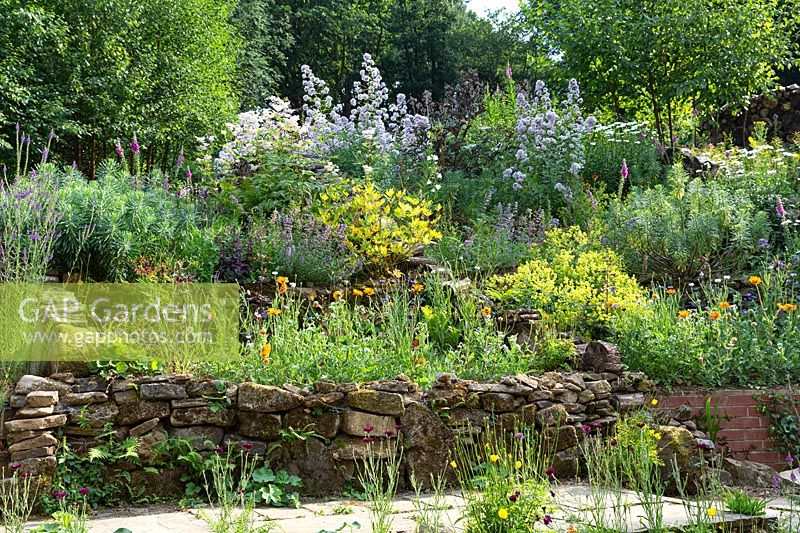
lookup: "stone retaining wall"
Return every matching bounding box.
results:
[0,350,669,495]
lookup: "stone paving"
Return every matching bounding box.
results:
[24,484,798,532]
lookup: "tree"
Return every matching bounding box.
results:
[0,0,239,175]
[522,0,800,145]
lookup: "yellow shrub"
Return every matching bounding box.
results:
[484,227,644,333]
[316,181,441,272]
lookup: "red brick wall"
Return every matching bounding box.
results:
[658,390,786,470]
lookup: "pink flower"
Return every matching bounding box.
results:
[362,425,374,434]
[777,198,787,218]
[620,160,629,180]
[131,135,140,154]
[79,487,90,496]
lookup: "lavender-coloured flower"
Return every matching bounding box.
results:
[115,139,124,158]
[777,197,787,218]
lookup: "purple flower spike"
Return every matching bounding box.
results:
[131,135,140,154]
[115,139,124,158]
[777,198,787,218]
[620,160,629,180]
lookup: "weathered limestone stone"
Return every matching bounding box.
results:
[535,405,569,427]
[73,402,119,427]
[341,411,395,437]
[168,426,224,451]
[724,458,779,488]
[400,402,455,488]
[6,430,49,445]
[346,389,405,416]
[186,379,237,398]
[8,433,58,453]
[171,398,210,409]
[578,389,596,403]
[16,405,55,418]
[238,383,302,413]
[116,401,170,425]
[17,456,56,476]
[285,408,340,440]
[223,434,268,455]
[330,436,390,461]
[137,426,169,459]
[129,418,160,437]
[480,393,517,413]
[237,411,281,440]
[273,439,342,496]
[139,383,187,401]
[551,448,579,478]
[11,446,55,462]
[25,391,59,407]
[559,390,579,404]
[5,414,67,433]
[49,373,74,383]
[585,380,612,396]
[544,425,579,452]
[62,392,108,406]
[424,388,467,408]
[304,392,344,409]
[15,375,70,396]
[170,406,236,427]
[113,390,138,404]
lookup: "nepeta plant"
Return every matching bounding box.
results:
[504,79,596,208]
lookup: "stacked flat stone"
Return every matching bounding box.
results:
[4,389,65,475]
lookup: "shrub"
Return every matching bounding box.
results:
[604,165,771,281]
[249,209,362,285]
[484,227,644,335]
[314,180,441,273]
[54,161,219,281]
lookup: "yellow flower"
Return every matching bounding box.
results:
[651,293,659,299]
[748,275,762,286]
[719,301,731,309]
[490,454,499,463]
[276,276,289,285]
[707,507,717,517]
[332,290,343,300]
[654,432,662,440]
[666,288,677,295]
[268,308,282,316]
[412,283,424,293]
[778,303,798,312]
[515,460,523,469]
[709,311,721,320]
[482,306,492,317]
[363,287,376,296]
[650,398,659,406]
[498,508,509,520]
[450,460,457,469]
[352,289,364,297]
[678,310,690,319]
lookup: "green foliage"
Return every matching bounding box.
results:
[484,227,644,335]
[725,489,768,516]
[756,389,800,462]
[604,165,771,281]
[610,270,800,387]
[0,0,239,174]
[523,0,800,144]
[315,181,442,273]
[53,161,219,281]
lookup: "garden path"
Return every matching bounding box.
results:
[25,484,793,532]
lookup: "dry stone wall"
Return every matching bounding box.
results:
[0,356,675,496]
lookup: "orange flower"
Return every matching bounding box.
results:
[276,276,289,285]
[260,342,271,363]
[482,306,492,317]
[363,287,376,296]
[412,283,424,293]
[268,308,282,316]
[651,293,659,300]
[332,290,343,300]
[678,310,690,319]
[778,303,798,312]
[352,288,364,297]
[258,329,266,336]
[666,288,677,295]
[278,282,288,293]
[748,275,762,286]
[312,301,321,309]
[709,311,721,320]
[719,301,731,309]
[414,356,427,366]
